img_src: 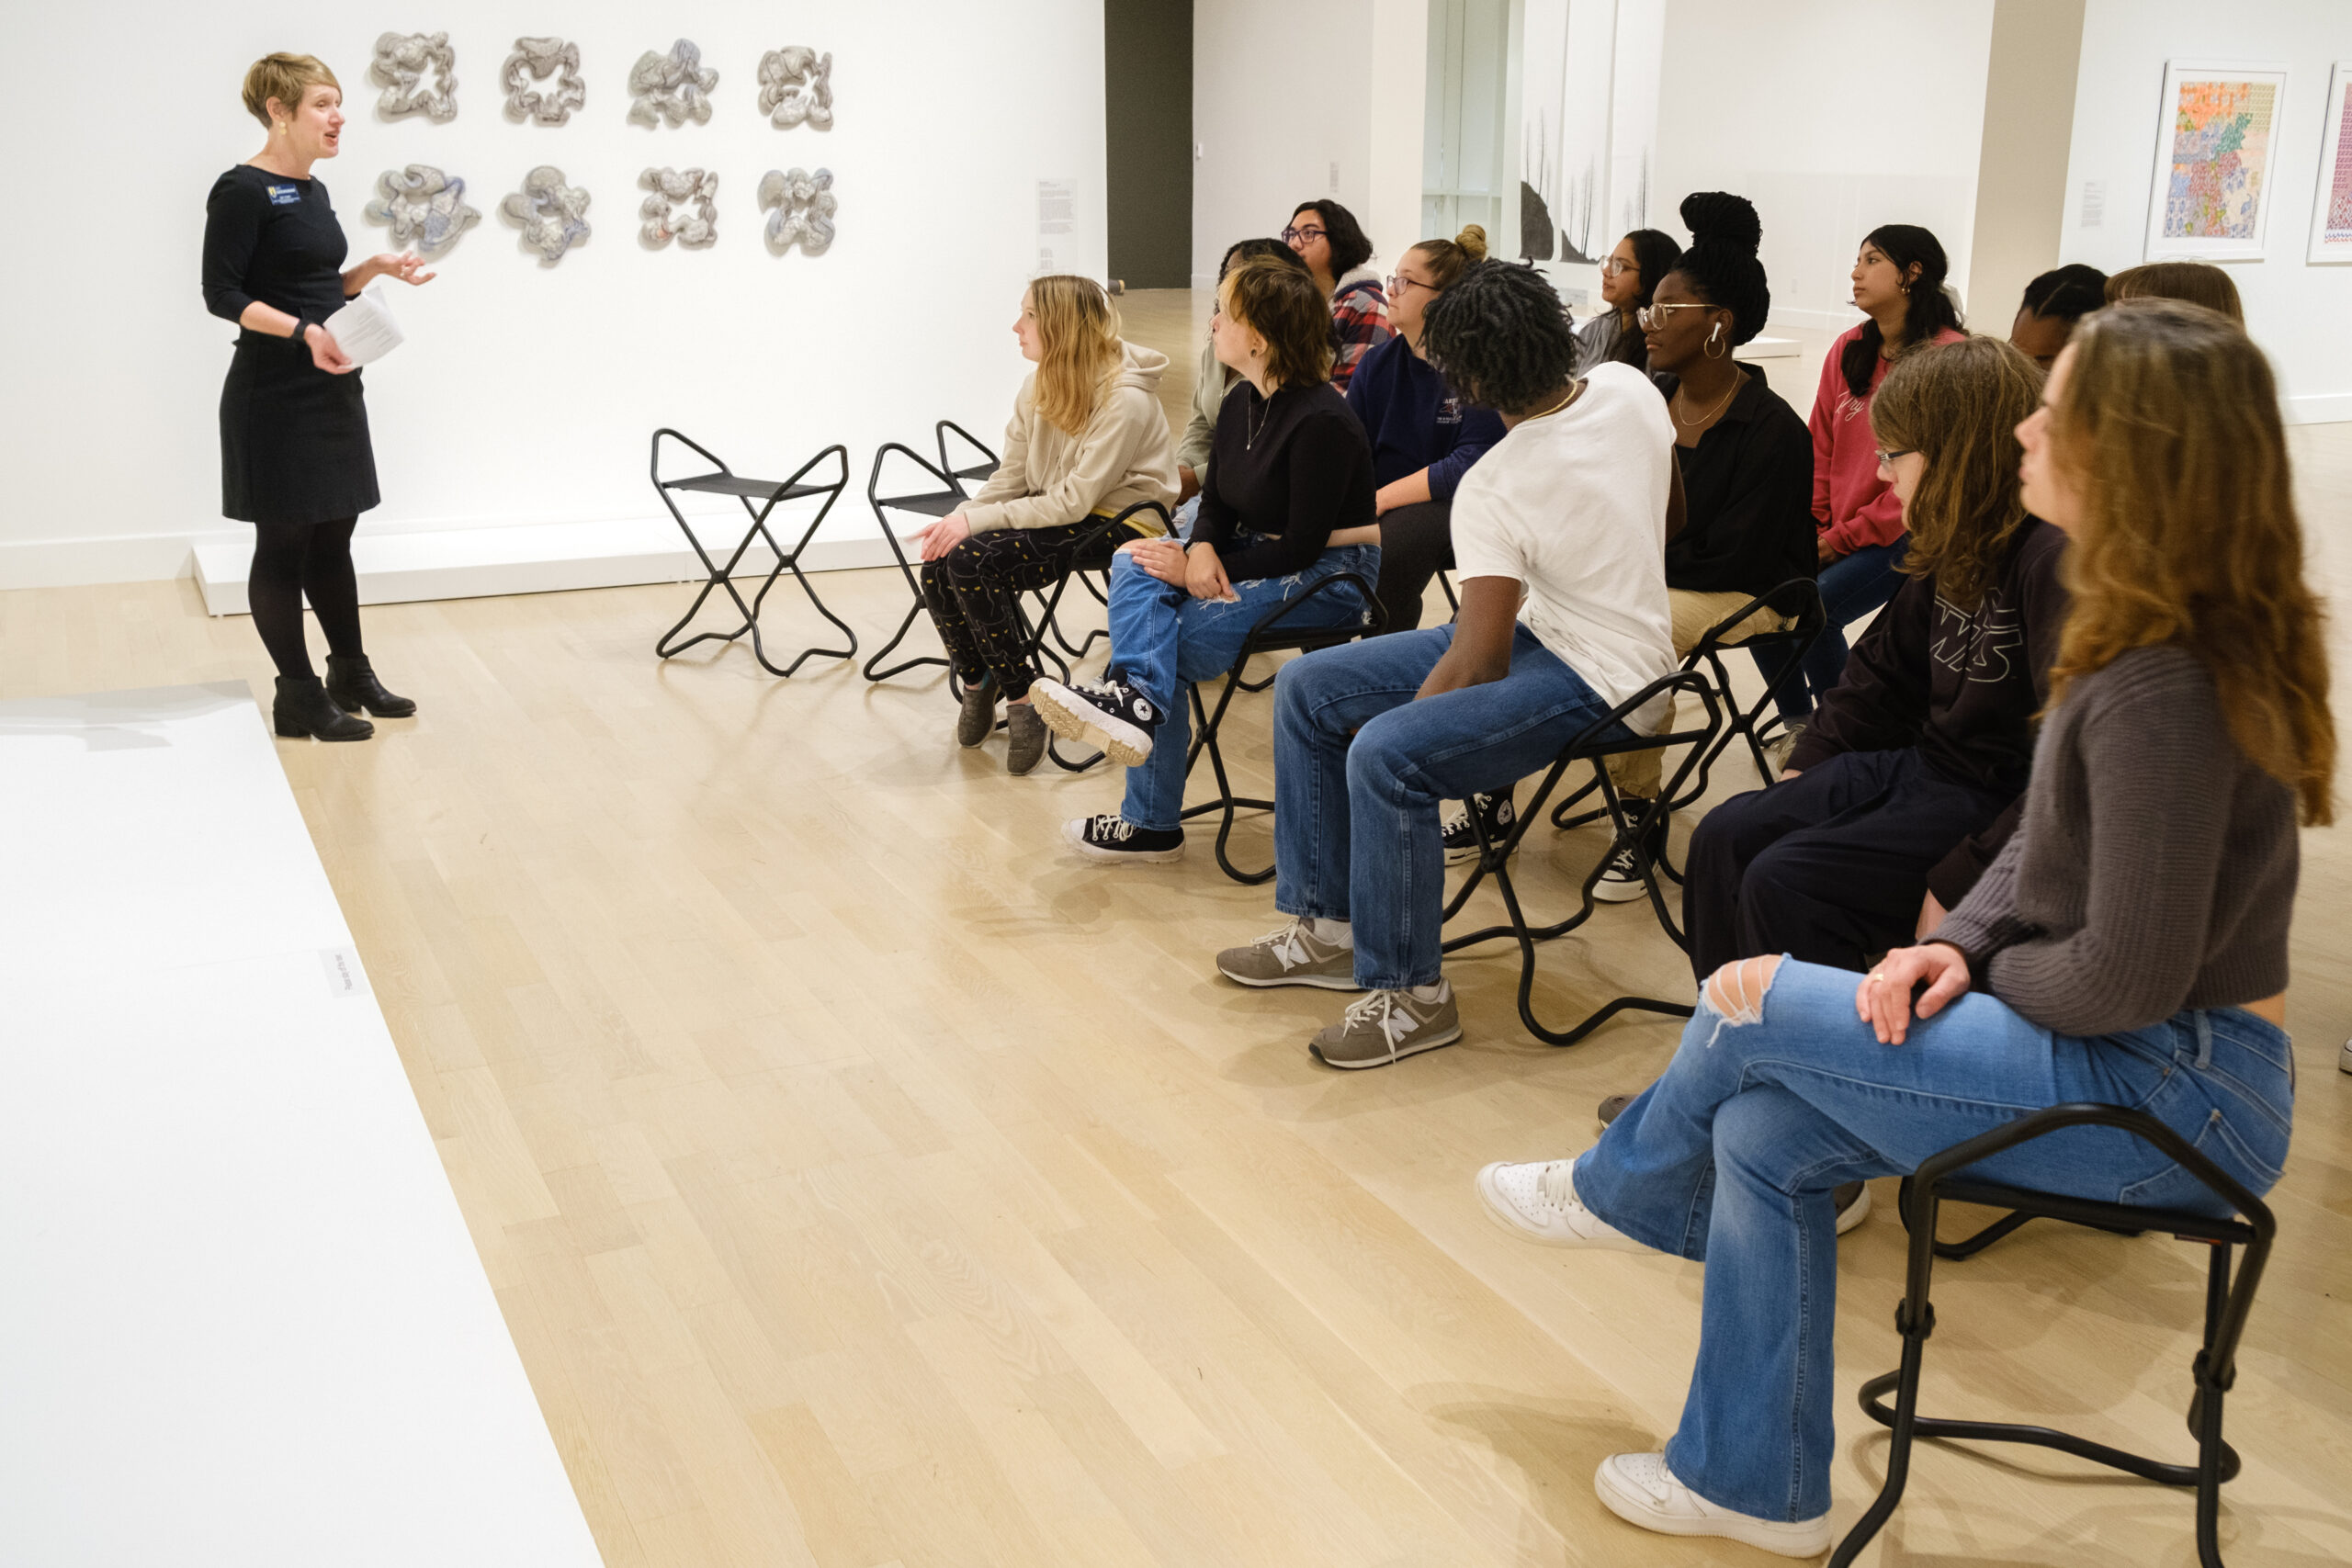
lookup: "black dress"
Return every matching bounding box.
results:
[202,164,380,525]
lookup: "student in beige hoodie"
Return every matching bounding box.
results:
[913,275,1180,773]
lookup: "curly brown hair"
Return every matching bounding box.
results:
[1221,254,1333,389]
[2046,299,2334,824]
[1870,336,2044,612]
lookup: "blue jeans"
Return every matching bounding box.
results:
[1754,537,1909,721]
[1272,623,1628,988]
[1573,958,2293,1522]
[1105,541,1379,832]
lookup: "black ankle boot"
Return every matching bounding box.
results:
[275,675,374,740]
[324,655,416,717]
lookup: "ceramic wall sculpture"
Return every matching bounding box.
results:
[364,165,481,253]
[371,32,458,121]
[760,167,837,254]
[628,39,717,127]
[639,167,718,247]
[503,37,584,125]
[502,166,593,264]
[757,47,833,130]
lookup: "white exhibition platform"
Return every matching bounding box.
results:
[0,684,604,1568]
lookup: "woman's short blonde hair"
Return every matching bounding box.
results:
[1027,276,1124,436]
[243,53,340,130]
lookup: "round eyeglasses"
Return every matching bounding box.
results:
[1635,302,1720,331]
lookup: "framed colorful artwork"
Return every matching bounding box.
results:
[2143,61,2290,261]
[2310,62,2352,264]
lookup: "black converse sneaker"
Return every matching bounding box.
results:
[1030,676,1164,767]
[1065,813,1185,863]
[1441,792,1517,866]
[1592,805,1667,904]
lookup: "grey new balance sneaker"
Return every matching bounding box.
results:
[956,674,998,748]
[1309,985,1462,1068]
[1215,919,1361,990]
[1004,701,1047,775]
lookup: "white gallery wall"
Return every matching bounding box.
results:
[1651,0,1997,330]
[0,2,1106,588]
[2059,0,2352,423]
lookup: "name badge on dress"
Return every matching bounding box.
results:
[266,184,301,206]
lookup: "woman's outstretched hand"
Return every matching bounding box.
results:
[370,250,436,287]
[1855,942,1971,1044]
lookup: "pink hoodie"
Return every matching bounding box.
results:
[1809,323,1968,555]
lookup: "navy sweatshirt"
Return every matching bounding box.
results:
[1341,334,1505,499]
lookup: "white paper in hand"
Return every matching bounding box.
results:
[323,283,405,367]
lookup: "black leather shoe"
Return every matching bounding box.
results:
[274,675,374,741]
[325,655,417,717]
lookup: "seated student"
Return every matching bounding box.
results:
[1030,255,1380,860]
[2106,259,2245,323]
[914,276,1179,774]
[1584,192,1817,900]
[1209,261,1676,1067]
[1752,224,1967,740]
[1285,199,1392,390]
[1323,224,1507,634]
[1573,228,1684,375]
[1176,239,1308,513]
[2008,262,2107,368]
[1473,299,2321,1559]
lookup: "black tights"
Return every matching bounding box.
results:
[248,518,364,679]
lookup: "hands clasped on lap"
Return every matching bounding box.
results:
[1122,537,1235,601]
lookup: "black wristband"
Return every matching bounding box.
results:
[291,319,314,348]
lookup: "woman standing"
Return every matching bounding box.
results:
[1284,200,1391,391]
[1476,299,2324,1555]
[912,276,1179,774]
[1758,224,1966,734]
[1573,228,1683,375]
[203,53,434,741]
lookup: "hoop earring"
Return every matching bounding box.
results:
[1704,324,1728,360]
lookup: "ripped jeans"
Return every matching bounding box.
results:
[1572,957,2293,1523]
[1104,539,1378,831]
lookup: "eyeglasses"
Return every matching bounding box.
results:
[1634,302,1719,331]
[1385,274,1432,298]
[1874,448,1917,467]
[1281,225,1327,244]
[1602,258,1638,277]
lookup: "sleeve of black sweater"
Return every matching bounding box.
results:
[1786,573,1930,768]
[203,173,264,324]
[1214,408,1375,583]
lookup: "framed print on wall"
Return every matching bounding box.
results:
[2311,62,2352,264]
[2144,60,2289,261]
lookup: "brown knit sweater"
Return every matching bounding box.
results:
[1932,645,2299,1037]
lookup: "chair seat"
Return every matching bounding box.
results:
[1931,1176,2255,1247]
[952,462,996,482]
[663,472,829,502]
[874,489,967,518]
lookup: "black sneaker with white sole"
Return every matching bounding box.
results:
[1030,676,1164,768]
[1591,806,1667,904]
[1442,792,1517,866]
[1065,813,1184,863]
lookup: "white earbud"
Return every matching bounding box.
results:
[1709,322,1724,345]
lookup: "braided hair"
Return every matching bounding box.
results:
[1663,192,1770,345]
[1420,262,1577,415]
[1839,223,1963,399]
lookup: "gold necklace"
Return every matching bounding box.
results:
[1523,382,1582,422]
[1673,375,1741,427]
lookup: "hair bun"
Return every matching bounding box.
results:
[1679,192,1760,256]
[1454,223,1489,262]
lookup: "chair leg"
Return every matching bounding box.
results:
[1831,1347,1929,1566]
[861,595,953,682]
[1177,677,1275,885]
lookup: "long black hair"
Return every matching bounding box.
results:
[1839,223,1963,398]
[1602,228,1685,367]
[1662,193,1769,345]
[1290,199,1374,276]
[1422,262,1578,415]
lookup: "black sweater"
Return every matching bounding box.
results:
[203,164,353,337]
[1654,366,1816,598]
[1790,518,2071,904]
[1193,381,1376,582]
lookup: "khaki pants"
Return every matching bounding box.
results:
[1609,589,1794,800]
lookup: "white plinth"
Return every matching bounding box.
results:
[1736,334,1802,360]
[0,684,605,1568]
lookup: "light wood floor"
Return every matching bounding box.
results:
[5,298,2349,1567]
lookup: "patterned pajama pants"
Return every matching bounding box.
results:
[918,519,1104,700]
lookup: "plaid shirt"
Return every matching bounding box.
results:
[1329,276,1394,392]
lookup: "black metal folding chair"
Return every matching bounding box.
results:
[1442,669,1724,1044]
[862,421,999,683]
[1178,574,1387,885]
[1832,1104,2277,1568]
[1015,501,1172,773]
[650,429,854,676]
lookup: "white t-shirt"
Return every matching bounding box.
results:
[1449,361,1677,732]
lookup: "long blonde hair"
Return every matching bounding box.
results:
[2048,299,2334,824]
[1029,276,1123,435]
[1871,337,2043,611]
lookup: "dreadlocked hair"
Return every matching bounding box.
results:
[1420,262,1577,416]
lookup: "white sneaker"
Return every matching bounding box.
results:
[1474,1158,1651,1251]
[1594,1452,1833,1558]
